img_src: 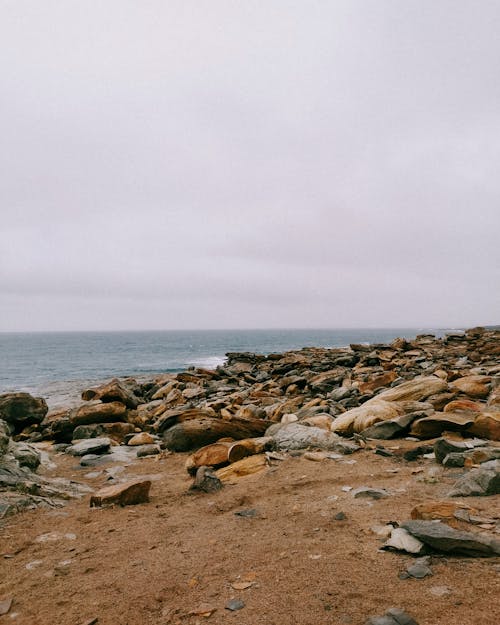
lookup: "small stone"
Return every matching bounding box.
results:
[225,598,245,611]
[352,487,389,500]
[234,508,258,518]
[136,444,160,457]
[0,597,13,616]
[429,585,452,597]
[190,466,223,494]
[334,511,347,521]
[406,562,432,579]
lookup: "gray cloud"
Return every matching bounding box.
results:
[1,1,499,330]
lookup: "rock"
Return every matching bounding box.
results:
[163,417,270,452]
[90,479,151,507]
[352,487,389,500]
[429,585,452,597]
[331,400,404,435]
[136,444,160,457]
[448,460,500,497]
[406,558,432,579]
[361,412,422,439]
[127,432,155,446]
[365,607,419,625]
[375,376,448,403]
[225,599,245,611]
[190,466,223,493]
[358,371,398,394]
[450,375,491,399]
[215,454,268,482]
[82,378,141,408]
[383,528,425,554]
[434,436,487,463]
[72,422,134,443]
[0,597,13,616]
[67,438,111,456]
[409,413,475,439]
[411,501,475,523]
[443,399,483,413]
[401,520,500,556]
[70,402,127,427]
[273,423,353,452]
[11,443,41,471]
[467,411,500,440]
[0,393,48,433]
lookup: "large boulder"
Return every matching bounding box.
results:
[374,376,448,403]
[450,375,492,399]
[273,423,357,453]
[69,401,127,427]
[401,520,500,556]
[409,412,475,439]
[0,393,48,433]
[331,400,404,435]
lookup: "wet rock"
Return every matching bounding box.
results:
[0,393,48,433]
[189,466,223,493]
[90,479,151,507]
[448,460,500,497]
[401,520,500,556]
[365,607,419,625]
[67,438,111,456]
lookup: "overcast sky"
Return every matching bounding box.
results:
[1,1,499,331]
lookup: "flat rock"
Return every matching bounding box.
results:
[67,438,111,456]
[434,437,487,464]
[90,479,151,507]
[401,520,500,556]
[127,432,155,446]
[365,607,419,625]
[352,487,389,500]
[410,413,475,439]
[136,444,160,457]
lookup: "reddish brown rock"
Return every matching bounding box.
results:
[90,480,151,507]
[358,371,398,395]
[70,401,127,426]
[450,375,492,399]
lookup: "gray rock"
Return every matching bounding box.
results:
[352,487,389,500]
[225,599,245,611]
[361,412,425,440]
[12,443,41,471]
[0,393,48,433]
[272,423,357,453]
[401,520,500,557]
[448,460,500,497]
[434,437,487,464]
[67,438,111,456]
[189,466,223,493]
[365,607,419,625]
[136,444,160,458]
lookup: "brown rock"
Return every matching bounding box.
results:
[216,454,268,482]
[127,432,155,446]
[81,379,140,409]
[467,411,500,441]
[375,376,448,402]
[443,399,483,413]
[450,375,491,399]
[358,371,398,394]
[411,501,476,523]
[70,401,127,427]
[410,412,475,439]
[90,480,151,507]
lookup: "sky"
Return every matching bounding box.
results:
[1,1,499,331]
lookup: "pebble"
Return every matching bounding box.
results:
[225,598,245,611]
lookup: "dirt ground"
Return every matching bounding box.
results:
[1,444,499,625]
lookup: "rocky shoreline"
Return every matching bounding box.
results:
[0,326,499,623]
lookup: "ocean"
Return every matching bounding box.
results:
[0,328,451,408]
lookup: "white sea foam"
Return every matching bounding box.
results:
[186,355,227,370]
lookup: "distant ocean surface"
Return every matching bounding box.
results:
[0,328,452,408]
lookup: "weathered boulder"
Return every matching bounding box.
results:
[90,479,151,507]
[401,520,500,556]
[374,376,448,403]
[12,443,41,471]
[467,411,500,440]
[162,416,270,452]
[0,393,48,433]
[69,401,127,426]
[450,375,491,399]
[82,378,141,409]
[448,460,500,497]
[360,412,424,439]
[443,399,483,413]
[273,423,354,452]
[331,400,404,435]
[409,412,475,439]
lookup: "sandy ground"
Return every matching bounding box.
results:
[0,444,499,625]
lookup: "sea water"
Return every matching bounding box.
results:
[0,328,450,407]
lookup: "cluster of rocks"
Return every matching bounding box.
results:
[0,326,499,515]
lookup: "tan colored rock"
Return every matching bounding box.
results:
[375,376,448,402]
[127,432,155,446]
[467,411,500,441]
[450,375,491,399]
[301,414,333,430]
[331,400,404,435]
[411,501,476,522]
[216,454,267,481]
[409,412,475,439]
[70,401,127,426]
[90,480,151,507]
[81,379,140,408]
[443,399,483,413]
[151,381,178,400]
